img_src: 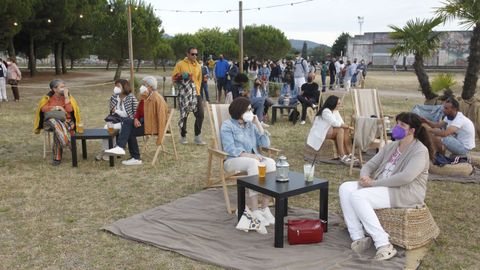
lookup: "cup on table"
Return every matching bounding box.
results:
[258,163,266,181]
[107,122,115,135]
[304,164,315,182]
[77,122,84,134]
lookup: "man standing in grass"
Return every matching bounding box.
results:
[172,47,206,145]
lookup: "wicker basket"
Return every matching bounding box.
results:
[429,162,473,176]
[375,205,440,250]
[304,141,338,162]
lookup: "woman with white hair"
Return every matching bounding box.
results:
[105,76,168,165]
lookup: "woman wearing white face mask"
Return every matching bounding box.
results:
[220,97,276,230]
[339,112,434,261]
[105,76,168,166]
[96,79,138,161]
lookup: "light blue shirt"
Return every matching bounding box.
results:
[220,118,270,159]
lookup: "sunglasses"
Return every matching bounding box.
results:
[190,53,198,56]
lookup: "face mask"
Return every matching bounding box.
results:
[263,64,267,68]
[139,85,148,95]
[113,86,121,95]
[391,124,408,140]
[59,88,65,96]
[242,111,254,123]
[7,61,11,65]
[228,62,233,66]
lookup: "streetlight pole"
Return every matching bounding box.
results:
[239,1,244,73]
[127,4,135,90]
[357,16,364,35]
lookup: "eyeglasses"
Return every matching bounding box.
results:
[190,53,198,56]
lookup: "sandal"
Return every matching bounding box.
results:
[374,244,397,261]
[351,237,373,253]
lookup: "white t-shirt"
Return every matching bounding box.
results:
[444,112,476,150]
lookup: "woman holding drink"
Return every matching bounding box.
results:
[220,97,276,228]
[33,79,81,166]
[96,79,138,161]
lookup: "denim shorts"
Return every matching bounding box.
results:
[441,136,469,155]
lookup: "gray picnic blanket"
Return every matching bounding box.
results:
[103,189,406,270]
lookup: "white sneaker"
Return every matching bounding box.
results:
[180,136,188,144]
[104,146,125,156]
[261,207,275,225]
[300,120,306,125]
[122,158,142,166]
[312,104,318,109]
[252,209,270,227]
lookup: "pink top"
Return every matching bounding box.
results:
[7,63,21,81]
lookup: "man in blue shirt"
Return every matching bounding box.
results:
[214,54,230,103]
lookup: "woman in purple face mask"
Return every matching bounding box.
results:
[338,112,434,261]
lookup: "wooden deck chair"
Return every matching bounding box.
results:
[142,108,178,165]
[349,89,388,175]
[205,102,280,214]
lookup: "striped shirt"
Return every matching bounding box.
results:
[109,93,138,119]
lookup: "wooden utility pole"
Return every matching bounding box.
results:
[127,5,135,90]
[239,1,244,73]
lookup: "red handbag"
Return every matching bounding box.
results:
[287,219,325,245]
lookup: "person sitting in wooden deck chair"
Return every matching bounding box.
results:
[105,76,168,165]
[220,97,276,227]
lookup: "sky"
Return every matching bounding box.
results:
[148,0,466,47]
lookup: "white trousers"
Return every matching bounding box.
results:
[0,78,7,101]
[339,181,391,248]
[224,156,275,197]
[294,77,306,94]
[101,123,122,150]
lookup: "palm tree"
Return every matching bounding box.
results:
[436,0,480,100]
[389,17,444,100]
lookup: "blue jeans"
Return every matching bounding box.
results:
[441,136,469,155]
[116,118,144,160]
[200,82,209,102]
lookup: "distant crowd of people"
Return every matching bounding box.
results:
[0,57,22,102]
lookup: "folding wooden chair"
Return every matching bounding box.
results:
[205,102,280,214]
[142,108,178,165]
[43,130,52,159]
[349,89,389,175]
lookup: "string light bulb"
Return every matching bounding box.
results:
[47,19,52,23]
[79,14,83,18]
[13,22,18,26]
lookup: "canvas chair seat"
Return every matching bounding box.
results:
[205,102,280,214]
[142,108,178,165]
[349,89,389,175]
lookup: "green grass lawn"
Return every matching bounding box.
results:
[0,70,478,269]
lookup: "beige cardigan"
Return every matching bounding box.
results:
[360,140,430,208]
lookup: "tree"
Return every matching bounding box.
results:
[153,40,174,71]
[301,41,308,58]
[93,0,164,80]
[309,45,331,62]
[169,34,204,60]
[436,0,479,100]
[331,32,350,57]
[195,27,238,60]
[0,0,36,61]
[228,25,290,60]
[389,17,444,100]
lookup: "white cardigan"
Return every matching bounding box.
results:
[307,108,344,151]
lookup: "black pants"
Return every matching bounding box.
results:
[329,72,335,89]
[216,77,227,95]
[181,95,204,137]
[10,80,19,100]
[297,95,317,121]
[116,118,144,160]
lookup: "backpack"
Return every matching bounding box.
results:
[288,108,300,124]
[0,64,4,78]
[295,58,307,74]
[433,152,470,167]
